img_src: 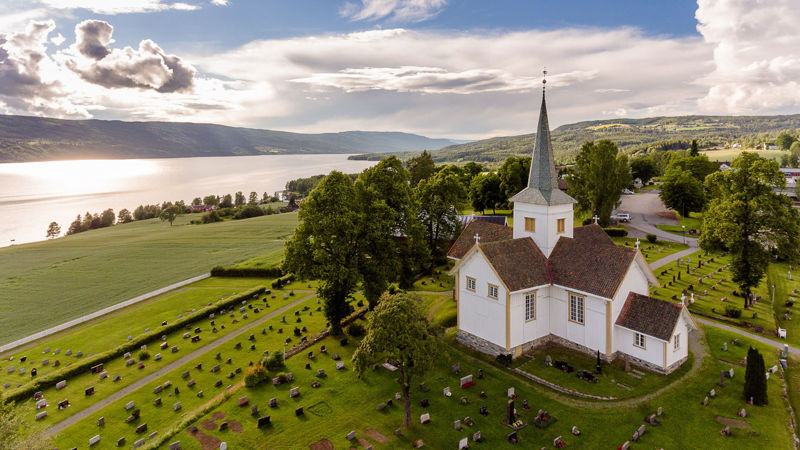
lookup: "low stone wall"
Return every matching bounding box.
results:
[512,367,617,400]
[663,356,687,375]
[456,330,507,357]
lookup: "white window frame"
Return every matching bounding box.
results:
[525,292,536,322]
[673,333,680,351]
[568,293,584,325]
[525,217,535,232]
[557,218,566,234]
[466,276,476,292]
[634,332,646,349]
[488,284,499,300]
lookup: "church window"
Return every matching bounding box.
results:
[525,292,536,321]
[525,217,535,232]
[673,333,680,350]
[569,294,584,324]
[488,284,499,300]
[557,218,566,234]
[634,332,646,349]
[466,277,476,292]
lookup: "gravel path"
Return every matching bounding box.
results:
[694,317,798,356]
[0,273,211,354]
[620,192,699,247]
[43,292,316,437]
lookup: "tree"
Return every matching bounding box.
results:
[352,292,441,427]
[202,195,219,206]
[46,222,61,239]
[668,154,719,183]
[568,140,631,227]
[777,132,796,150]
[159,205,182,226]
[192,197,202,206]
[743,347,768,405]
[0,404,51,449]
[117,209,133,223]
[416,171,466,264]
[701,152,800,308]
[498,156,531,204]
[262,192,270,204]
[406,150,435,186]
[659,169,705,215]
[248,191,258,206]
[234,191,245,207]
[284,172,360,335]
[219,194,233,208]
[630,156,658,184]
[689,139,699,156]
[67,214,83,235]
[99,209,115,228]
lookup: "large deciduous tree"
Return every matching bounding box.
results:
[0,404,51,450]
[498,156,531,203]
[743,347,768,405]
[117,208,133,224]
[569,140,631,227]
[701,152,800,308]
[46,222,61,239]
[406,150,435,186]
[416,171,466,264]
[352,292,441,427]
[659,169,705,215]
[630,156,658,184]
[159,205,182,226]
[284,171,360,335]
[777,132,796,150]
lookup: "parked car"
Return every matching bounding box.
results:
[622,188,634,195]
[614,213,631,223]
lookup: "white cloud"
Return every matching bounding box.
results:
[696,0,800,114]
[49,32,65,46]
[211,0,229,5]
[594,88,630,94]
[37,0,200,15]
[340,0,447,23]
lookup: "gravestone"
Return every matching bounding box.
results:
[460,375,474,388]
[269,397,278,407]
[154,397,162,406]
[35,411,47,420]
[173,402,181,411]
[56,380,66,390]
[443,386,451,397]
[89,435,100,446]
[454,419,461,430]
[113,374,121,382]
[257,416,271,428]
[154,353,162,361]
[473,431,482,442]
[336,361,345,370]
[98,417,105,426]
[507,387,515,398]
[295,406,304,416]
[238,396,249,406]
[136,423,147,434]
[657,406,662,416]
[169,442,181,450]
[134,438,145,448]
[346,431,356,441]
[507,399,515,424]
[420,413,430,424]
[459,437,469,449]
[117,437,126,447]
[125,401,135,410]
[290,387,300,398]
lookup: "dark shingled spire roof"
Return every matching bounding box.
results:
[509,89,575,206]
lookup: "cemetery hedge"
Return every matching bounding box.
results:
[2,286,266,404]
[209,265,283,278]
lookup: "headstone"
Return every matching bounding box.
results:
[295,406,304,416]
[507,399,515,424]
[290,387,300,398]
[154,397,162,406]
[56,380,66,390]
[454,419,461,430]
[443,386,451,397]
[89,435,100,446]
[473,431,482,442]
[136,423,147,433]
[336,361,345,370]
[35,399,47,409]
[35,411,47,420]
[98,417,105,426]
[460,374,474,388]
[238,396,249,406]
[134,439,145,448]
[507,387,515,398]
[657,406,662,416]
[173,402,181,411]
[346,431,356,441]
[420,413,431,424]
[169,442,181,450]
[459,437,469,449]
[113,374,121,382]
[269,397,278,407]
[125,401,135,410]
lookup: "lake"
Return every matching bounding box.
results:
[0,154,376,246]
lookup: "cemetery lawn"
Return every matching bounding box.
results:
[650,251,777,336]
[767,263,800,348]
[0,212,298,345]
[656,212,703,237]
[610,237,688,264]
[513,344,692,400]
[410,263,455,292]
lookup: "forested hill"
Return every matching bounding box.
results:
[0,115,457,162]
[350,114,800,164]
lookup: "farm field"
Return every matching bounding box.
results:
[702,148,788,162]
[0,212,298,345]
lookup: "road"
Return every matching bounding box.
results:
[618,191,699,247]
[43,292,316,437]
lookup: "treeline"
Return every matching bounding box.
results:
[285,173,358,198]
[49,190,285,239]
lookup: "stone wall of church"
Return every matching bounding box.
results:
[456,330,508,357]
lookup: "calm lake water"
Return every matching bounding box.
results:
[0,154,376,246]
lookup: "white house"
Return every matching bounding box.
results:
[448,88,696,374]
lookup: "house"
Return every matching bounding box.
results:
[632,178,643,189]
[457,214,509,230]
[448,88,697,374]
[763,143,779,150]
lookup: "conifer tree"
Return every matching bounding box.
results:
[743,346,768,405]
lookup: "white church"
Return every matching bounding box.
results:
[448,88,696,374]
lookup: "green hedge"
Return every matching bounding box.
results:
[2,286,266,404]
[210,266,283,278]
[603,227,629,237]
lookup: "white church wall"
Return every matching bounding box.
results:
[457,251,507,350]
[666,318,689,367]
[610,260,650,352]
[512,202,573,257]
[510,286,550,348]
[549,286,607,353]
[615,326,665,368]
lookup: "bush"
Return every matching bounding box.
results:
[138,351,150,361]
[262,351,286,372]
[271,274,295,289]
[346,322,365,338]
[244,365,269,387]
[277,372,288,383]
[496,353,513,367]
[210,266,283,278]
[646,234,657,243]
[233,205,266,220]
[201,210,223,224]
[725,306,742,318]
[603,228,628,237]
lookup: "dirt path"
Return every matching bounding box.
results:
[43,292,316,437]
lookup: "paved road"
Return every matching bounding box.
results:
[0,273,211,354]
[43,292,316,437]
[618,192,699,247]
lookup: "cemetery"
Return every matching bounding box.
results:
[610,237,689,264]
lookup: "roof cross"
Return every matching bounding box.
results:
[474,233,481,245]
[592,215,600,224]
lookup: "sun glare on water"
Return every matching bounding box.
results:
[0,159,161,196]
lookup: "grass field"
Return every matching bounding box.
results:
[702,149,788,162]
[0,212,298,345]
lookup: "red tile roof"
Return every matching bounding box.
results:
[549,225,636,298]
[480,238,551,292]
[616,292,683,341]
[448,221,512,260]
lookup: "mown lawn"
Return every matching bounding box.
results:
[0,212,298,345]
[611,237,688,264]
[767,262,800,348]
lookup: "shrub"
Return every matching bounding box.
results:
[244,365,269,387]
[603,228,628,237]
[725,306,742,318]
[496,353,513,367]
[786,301,794,307]
[347,322,365,338]
[262,351,286,372]
[271,274,295,289]
[276,372,288,383]
[138,351,150,361]
[233,205,266,220]
[646,234,657,243]
[201,210,223,224]
[210,266,282,278]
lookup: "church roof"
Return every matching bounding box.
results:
[480,238,551,292]
[448,220,513,260]
[616,292,685,341]
[549,224,637,298]
[508,90,576,206]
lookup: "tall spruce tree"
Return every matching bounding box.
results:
[743,347,768,405]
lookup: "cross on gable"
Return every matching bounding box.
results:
[474,233,481,245]
[592,215,600,224]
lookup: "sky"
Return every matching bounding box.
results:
[0,0,799,140]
